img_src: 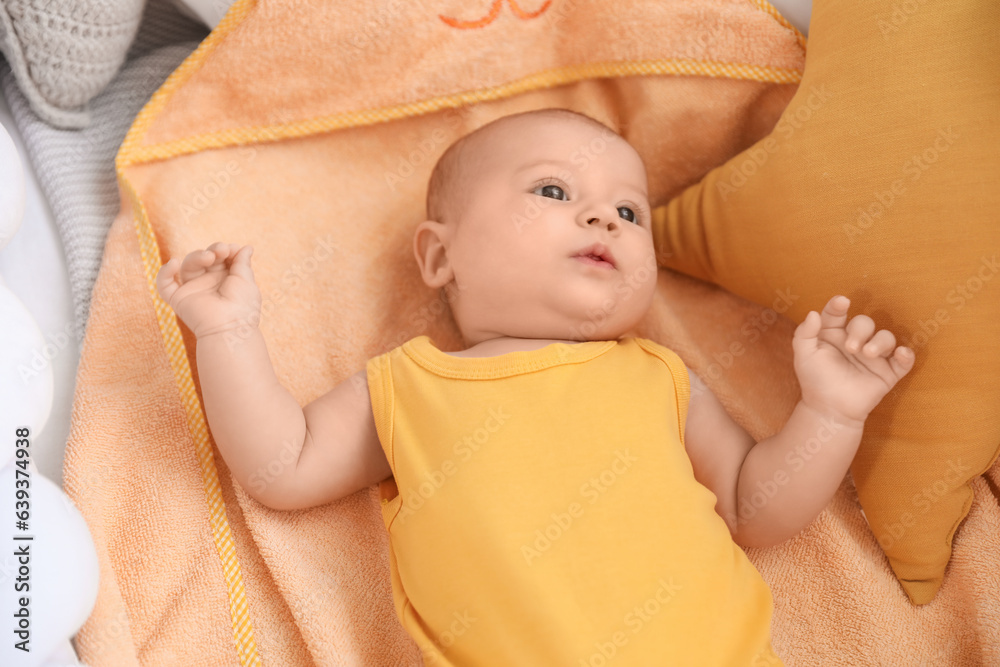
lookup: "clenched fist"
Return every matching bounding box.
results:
[156,241,262,339]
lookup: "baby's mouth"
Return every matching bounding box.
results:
[574,254,616,270]
[571,243,617,269]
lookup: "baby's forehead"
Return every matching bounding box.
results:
[443,114,647,188]
[477,115,598,149]
[475,125,635,170]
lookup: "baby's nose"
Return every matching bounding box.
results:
[587,216,617,229]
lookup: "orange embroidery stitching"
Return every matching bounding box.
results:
[440,0,552,29]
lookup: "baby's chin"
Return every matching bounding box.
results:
[452,301,647,343]
[563,310,648,341]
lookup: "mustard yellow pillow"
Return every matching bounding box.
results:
[652,0,1000,604]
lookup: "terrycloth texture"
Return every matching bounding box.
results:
[651,0,1000,605]
[62,1,998,666]
[0,0,145,128]
[0,0,206,346]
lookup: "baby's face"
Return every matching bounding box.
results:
[431,115,658,344]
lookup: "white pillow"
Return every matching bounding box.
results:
[169,0,236,30]
[768,0,812,36]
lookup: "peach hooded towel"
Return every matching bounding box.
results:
[65,0,999,664]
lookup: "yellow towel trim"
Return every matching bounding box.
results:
[751,0,809,52]
[117,0,806,170]
[114,1,263,664]
[112,0,806,664]
[120,58,805,168]
[118,169,262,667]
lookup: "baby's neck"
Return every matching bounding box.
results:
[446,336,586,358]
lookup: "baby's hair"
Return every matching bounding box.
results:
[425,108,622,226]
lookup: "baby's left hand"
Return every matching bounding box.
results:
[792,295,915,426]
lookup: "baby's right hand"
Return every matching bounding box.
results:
[156,242,261,339]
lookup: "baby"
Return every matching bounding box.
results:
[156,108,914,666]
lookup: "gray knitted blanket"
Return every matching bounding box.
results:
[0,0,207,343]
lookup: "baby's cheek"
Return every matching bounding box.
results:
[632,250,660,295]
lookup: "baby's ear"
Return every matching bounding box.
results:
[412,220,453,288]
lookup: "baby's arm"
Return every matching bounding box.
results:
[684,295,914,549]
[157,242,390,511]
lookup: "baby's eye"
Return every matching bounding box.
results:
[534,184,568,201]
[618,206,640,224]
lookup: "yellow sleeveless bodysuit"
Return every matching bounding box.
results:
[366,335,782,666]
